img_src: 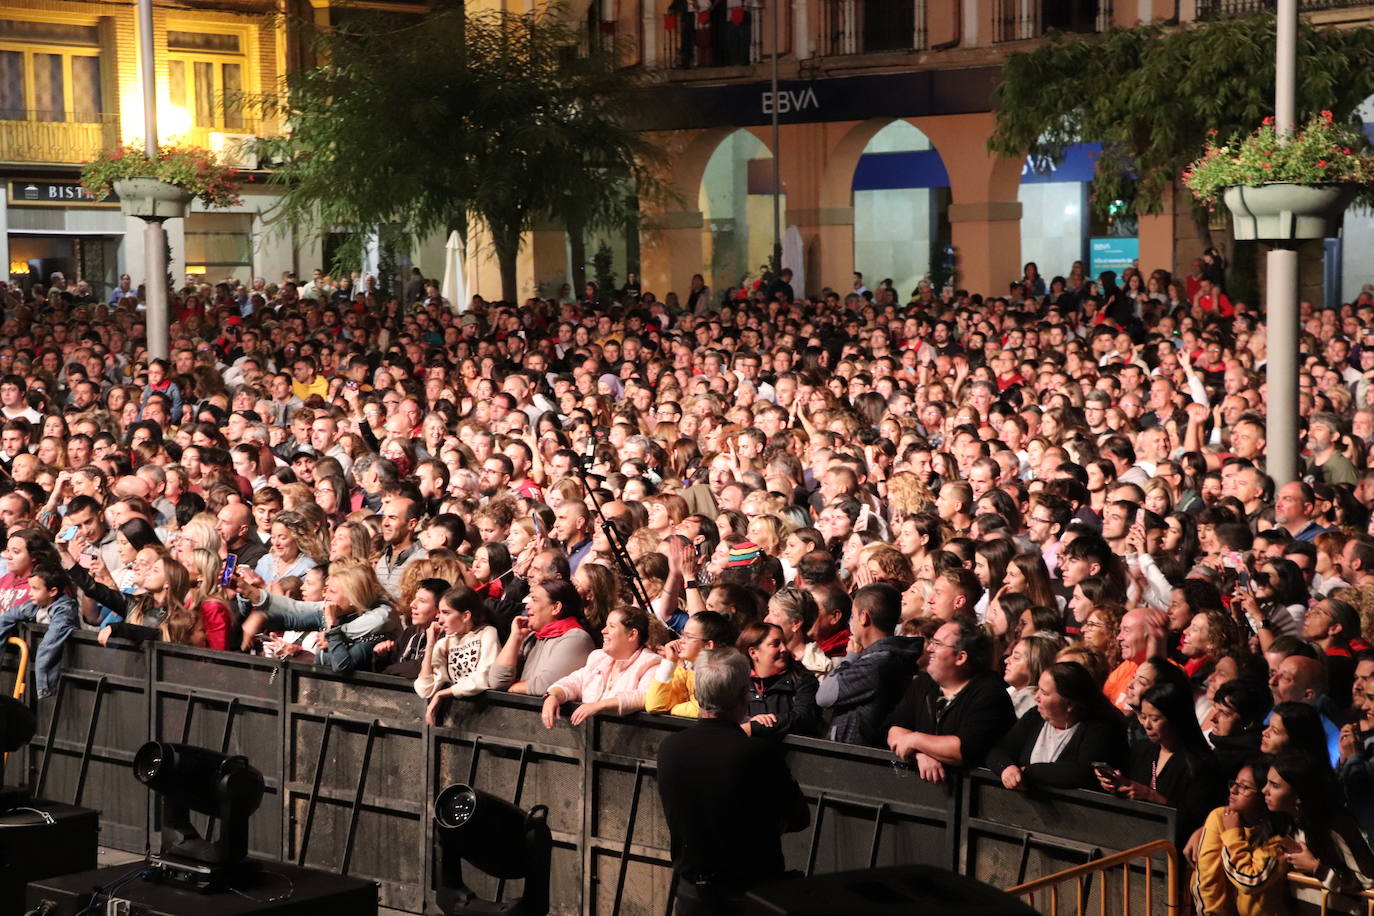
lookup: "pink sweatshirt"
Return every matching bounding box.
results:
[547,647,659,715]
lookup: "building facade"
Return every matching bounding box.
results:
[0,0,335,297]
[5,0,1373,302]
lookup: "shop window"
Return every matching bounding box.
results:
[185,212,253,281]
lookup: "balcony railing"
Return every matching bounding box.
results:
[994,0,1113,42]
[0,111,119,164]
[657,0,789,70]
[819,0,927,55]
[1197,0,1373,17]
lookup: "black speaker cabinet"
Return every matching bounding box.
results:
[26,860,378,916]
[746,864,1040,915]
[0,802,98,912]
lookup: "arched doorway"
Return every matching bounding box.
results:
[852,120,950,299]
[698,129,783,294]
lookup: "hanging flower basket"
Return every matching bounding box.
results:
[80,141,242,221]
[1222,183,1358,241]
[113,178,195,221]
[1182,111,1374,240]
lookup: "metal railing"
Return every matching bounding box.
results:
[1287,872,1374,916]
[1197,0,1374,18]
[994,0,1114,42]
[818,0,927,56]
[0,111,119,164]
[656,0,787,69]
[1006,840,1182,915]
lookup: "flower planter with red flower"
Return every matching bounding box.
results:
[112,178,194,221]
[80,141,243,223]
[1222,182,1358,241]
[1182,111,1374,242]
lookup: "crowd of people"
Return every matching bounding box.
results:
[3,254,1374,912]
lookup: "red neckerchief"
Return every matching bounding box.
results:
[1184,655,1212,679]
[535,617,583,640]
[817,628,851,658]
[476,579,503,600]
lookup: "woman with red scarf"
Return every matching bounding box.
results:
[489,578,594,697]
[465,542,511,608]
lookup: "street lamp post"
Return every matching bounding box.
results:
[769,0,782,276]
[1265,0,1299,485]
[137,0,171,360]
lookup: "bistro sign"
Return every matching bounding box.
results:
[7,180,117,207]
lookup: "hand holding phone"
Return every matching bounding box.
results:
[57,525,78,543]
[221,554,239,588]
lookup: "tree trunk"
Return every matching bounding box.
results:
[493,226,521,303]
[568,217,587,293]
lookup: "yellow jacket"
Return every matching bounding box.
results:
[1191,806,1288,916]
[644,664,697,718]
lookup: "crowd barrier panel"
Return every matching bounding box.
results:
[15,627,1180,915]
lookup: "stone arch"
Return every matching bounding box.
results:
[697,128,781,291]
[818,117,903,211]
[848,120,950,296]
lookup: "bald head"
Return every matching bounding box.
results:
[1272,655,1327,705]
[216,502,254,550]
[113,474,151,500]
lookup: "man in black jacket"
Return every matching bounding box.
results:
[656,648,809,915]
[884,616,1016,782]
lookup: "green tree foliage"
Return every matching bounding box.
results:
[251,4,665,302]
[989,14,1374,220]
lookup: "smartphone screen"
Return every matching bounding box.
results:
[221,554,239,587]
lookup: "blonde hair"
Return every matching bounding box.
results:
[886,471,934,518]
[626,527,661,562]
[185,547,225,606]
[395,549,464,612]
[180,514,222,555]
[327,560,392,614]
[746,514,787,555]
[278,482,312,511]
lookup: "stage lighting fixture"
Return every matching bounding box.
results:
[133,741,265,891]
[434,783,551,916]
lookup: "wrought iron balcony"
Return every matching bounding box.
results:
[1197,0,1373,18]
[994,0,1114,42]
[818,0,928,56]
[0,110,119,164]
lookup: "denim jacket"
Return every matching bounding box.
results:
[0,594,79,697]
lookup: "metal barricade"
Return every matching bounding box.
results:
[20,627,1184,915]
[1005,839,1182,915]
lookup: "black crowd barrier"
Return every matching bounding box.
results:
[4,628,1178,915]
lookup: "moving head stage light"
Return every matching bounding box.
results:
[434,783,551,916]
[133,741,265,892]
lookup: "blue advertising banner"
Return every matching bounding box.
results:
[851,142,1104,191]
[1089,237,1139,279]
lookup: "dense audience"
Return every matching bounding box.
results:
[4,257,1374,897]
